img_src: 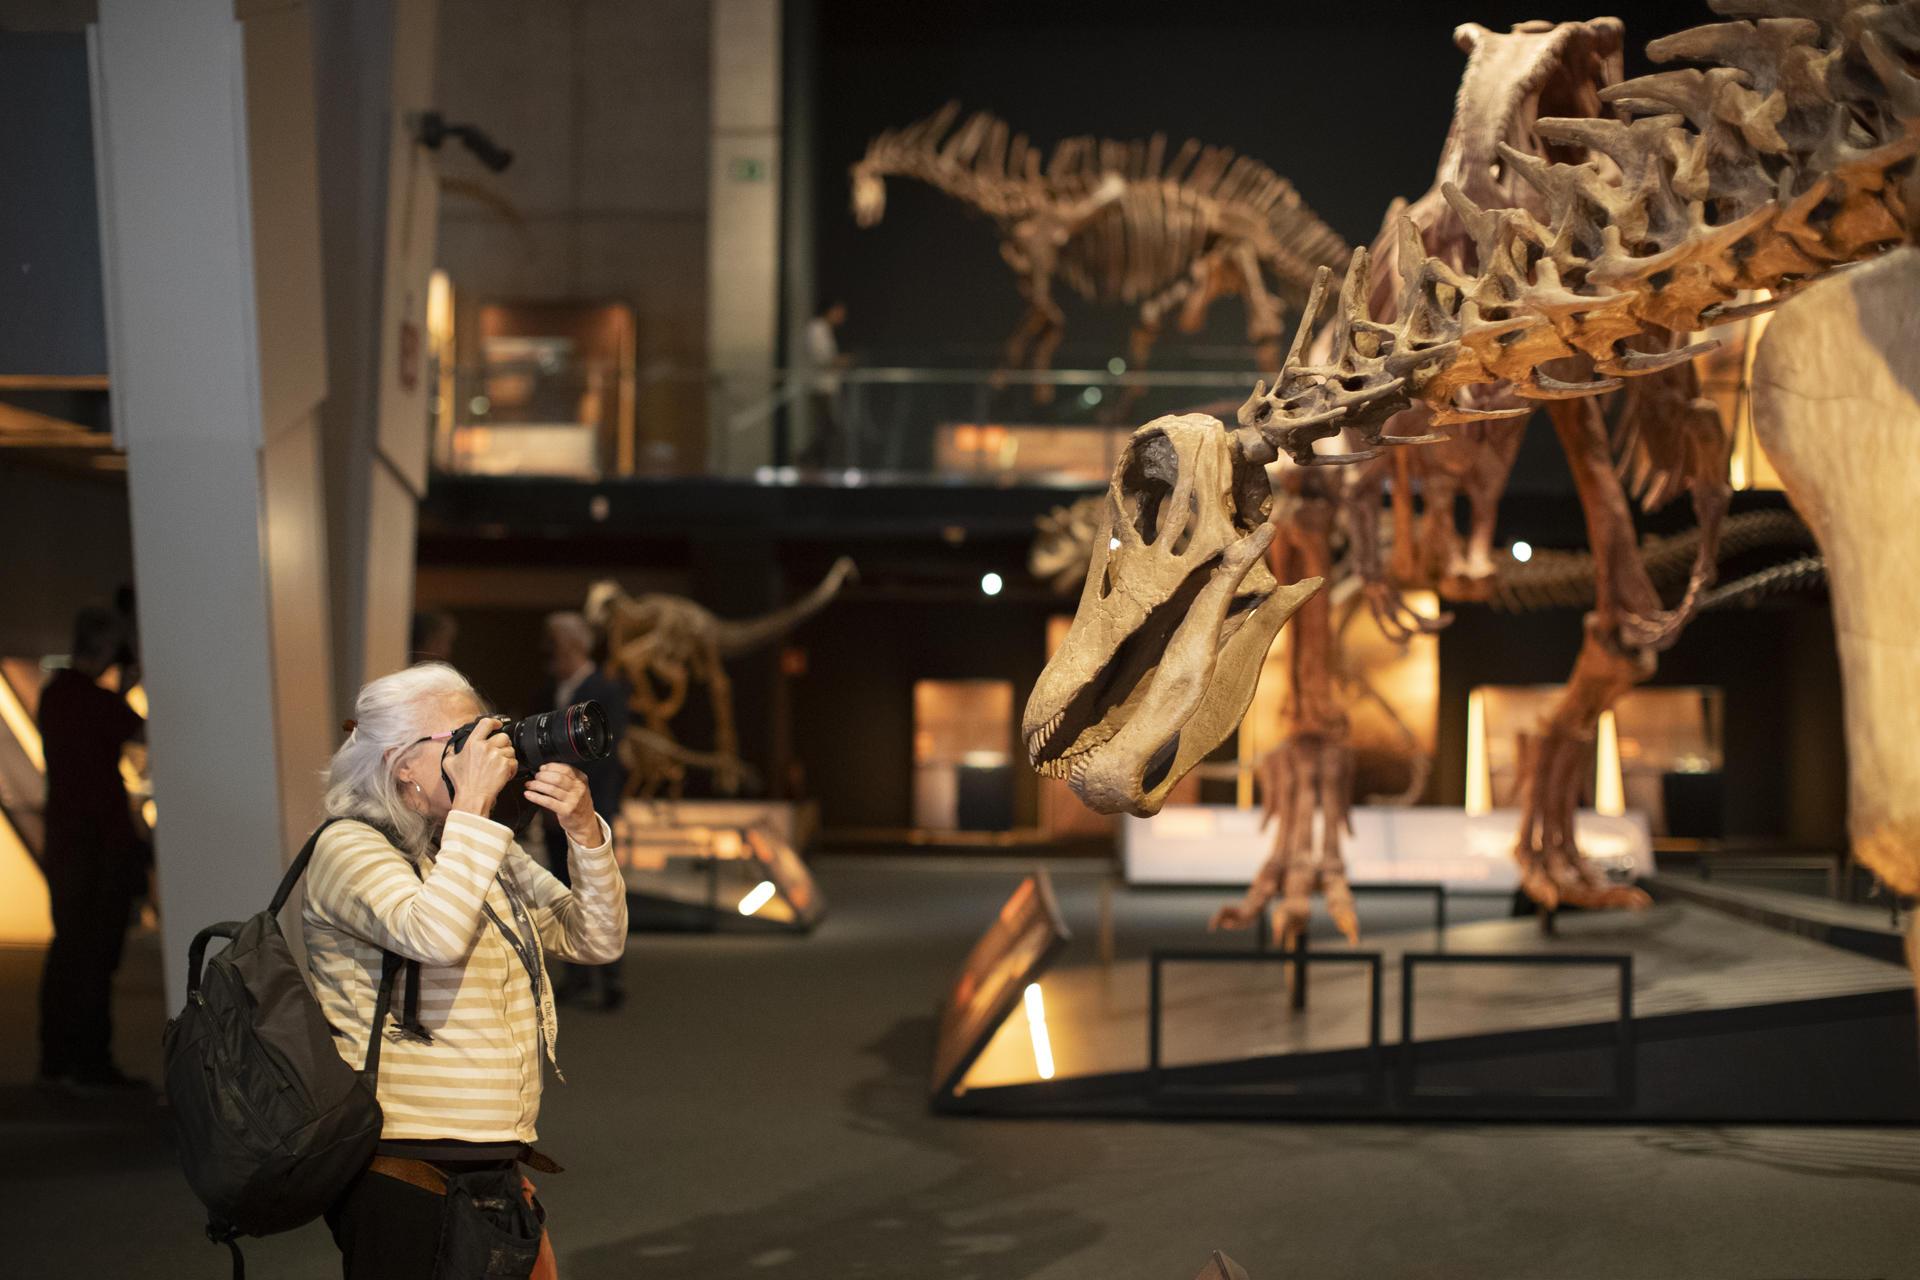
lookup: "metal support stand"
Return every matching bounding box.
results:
[1290,931,1310,1011]
[1098,875,1116,968]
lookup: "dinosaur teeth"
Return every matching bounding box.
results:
[1025,711,1065,761]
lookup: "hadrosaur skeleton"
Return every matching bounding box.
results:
[1027,0,1920,939]
[586,558,857,799]
[851,104,1352,394]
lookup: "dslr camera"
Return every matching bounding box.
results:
[446,701,613,773]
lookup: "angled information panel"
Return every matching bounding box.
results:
[931,870,1071,1101]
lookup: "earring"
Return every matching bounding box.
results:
[412,782,424,794]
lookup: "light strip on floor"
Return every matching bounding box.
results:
[737,880,777,916]
[1023,981,1056,1081]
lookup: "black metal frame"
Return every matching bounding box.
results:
[1147,948,1386,1109]
[1398,951,1635,1113]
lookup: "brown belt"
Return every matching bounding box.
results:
[367,1155,451,1195]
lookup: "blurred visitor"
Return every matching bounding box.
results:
[112,583,142,693]
[798,300,850,468]
[410,609,458,664]
[36,606,150,1093]
[538,611,630,1010]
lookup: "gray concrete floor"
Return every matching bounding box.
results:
[9,858,1920,1279]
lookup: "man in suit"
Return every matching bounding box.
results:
[538,611,631,1010]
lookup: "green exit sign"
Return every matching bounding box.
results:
[729,156,769,182]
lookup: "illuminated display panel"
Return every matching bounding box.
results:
[931,871,1070,1098]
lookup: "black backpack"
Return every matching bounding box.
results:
[163,817,419,1277]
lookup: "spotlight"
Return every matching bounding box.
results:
[1081,387,1103,407]
[1512,540,1533,563]
[737,880,777,916]
[1107,357,1127,375]
[981,572,1004,596]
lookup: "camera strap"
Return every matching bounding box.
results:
[481,878,562,1082]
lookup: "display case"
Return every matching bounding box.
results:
[614,799,823,932]
[1469,684,1724,837]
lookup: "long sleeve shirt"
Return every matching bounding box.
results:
[302,809,628,1141]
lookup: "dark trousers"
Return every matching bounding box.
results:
[325,1159,544,1280]
[326,1166,447,1279]
[37,879,134,1077]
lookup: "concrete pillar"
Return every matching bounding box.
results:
[314,0,441,703]
[93,0,338,1005]
[707,0,781,474]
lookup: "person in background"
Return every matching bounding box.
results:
[410,610,458,665]
[36,606,149,1093]
[797,301,849,469]
[538,611,629,1010]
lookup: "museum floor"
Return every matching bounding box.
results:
[9,859,1920,1280]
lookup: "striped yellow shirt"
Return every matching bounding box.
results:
[301,809,628,1142]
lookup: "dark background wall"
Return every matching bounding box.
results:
[810,0,1697,373]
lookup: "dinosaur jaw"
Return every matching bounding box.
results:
[1022,414,1321,817]
[1026,549,1320,816]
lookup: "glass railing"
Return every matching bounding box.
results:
[430,359,1267,485]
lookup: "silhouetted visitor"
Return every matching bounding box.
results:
[36,606,149,1093]
[797,301,850,468]
[537,611,630,1010]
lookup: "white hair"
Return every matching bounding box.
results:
[324,662,483,857]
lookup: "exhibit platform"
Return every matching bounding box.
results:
[614,799,825,933]
[1645,872,1907,964]
[1124,804,1654,892]
[932,874,1920,1122]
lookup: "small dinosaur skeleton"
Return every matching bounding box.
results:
[852,104,1352,395]
[586,558,857,799]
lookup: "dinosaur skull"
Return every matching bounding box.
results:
[1023,414,1323,816]
[851,165,886,227]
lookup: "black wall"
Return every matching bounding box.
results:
[811,0,1698,372]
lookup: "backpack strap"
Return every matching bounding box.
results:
[268,816,349,916]
[362,949,405,1077]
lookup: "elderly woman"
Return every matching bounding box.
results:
[304,663,627,1279]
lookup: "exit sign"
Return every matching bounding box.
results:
[729,156,768,182]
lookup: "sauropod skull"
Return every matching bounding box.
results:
[1023,413,1322,816]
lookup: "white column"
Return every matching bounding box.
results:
[707,0,782,474]
[314,0,441,701]
[93,0,337,1006]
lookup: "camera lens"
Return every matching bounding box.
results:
[511,701,611,769]
[570,701,609,761]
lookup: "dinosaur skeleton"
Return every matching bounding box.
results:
[852,104,1351,396]
[1231,2,1919,466]
[586,558,857,799]
[1029,2,1920,931]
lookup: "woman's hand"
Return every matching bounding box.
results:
[444,718,518,818]
[526,763,600,847]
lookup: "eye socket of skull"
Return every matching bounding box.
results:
[1119,430,1180,546]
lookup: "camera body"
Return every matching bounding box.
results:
[447,701,612,774]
